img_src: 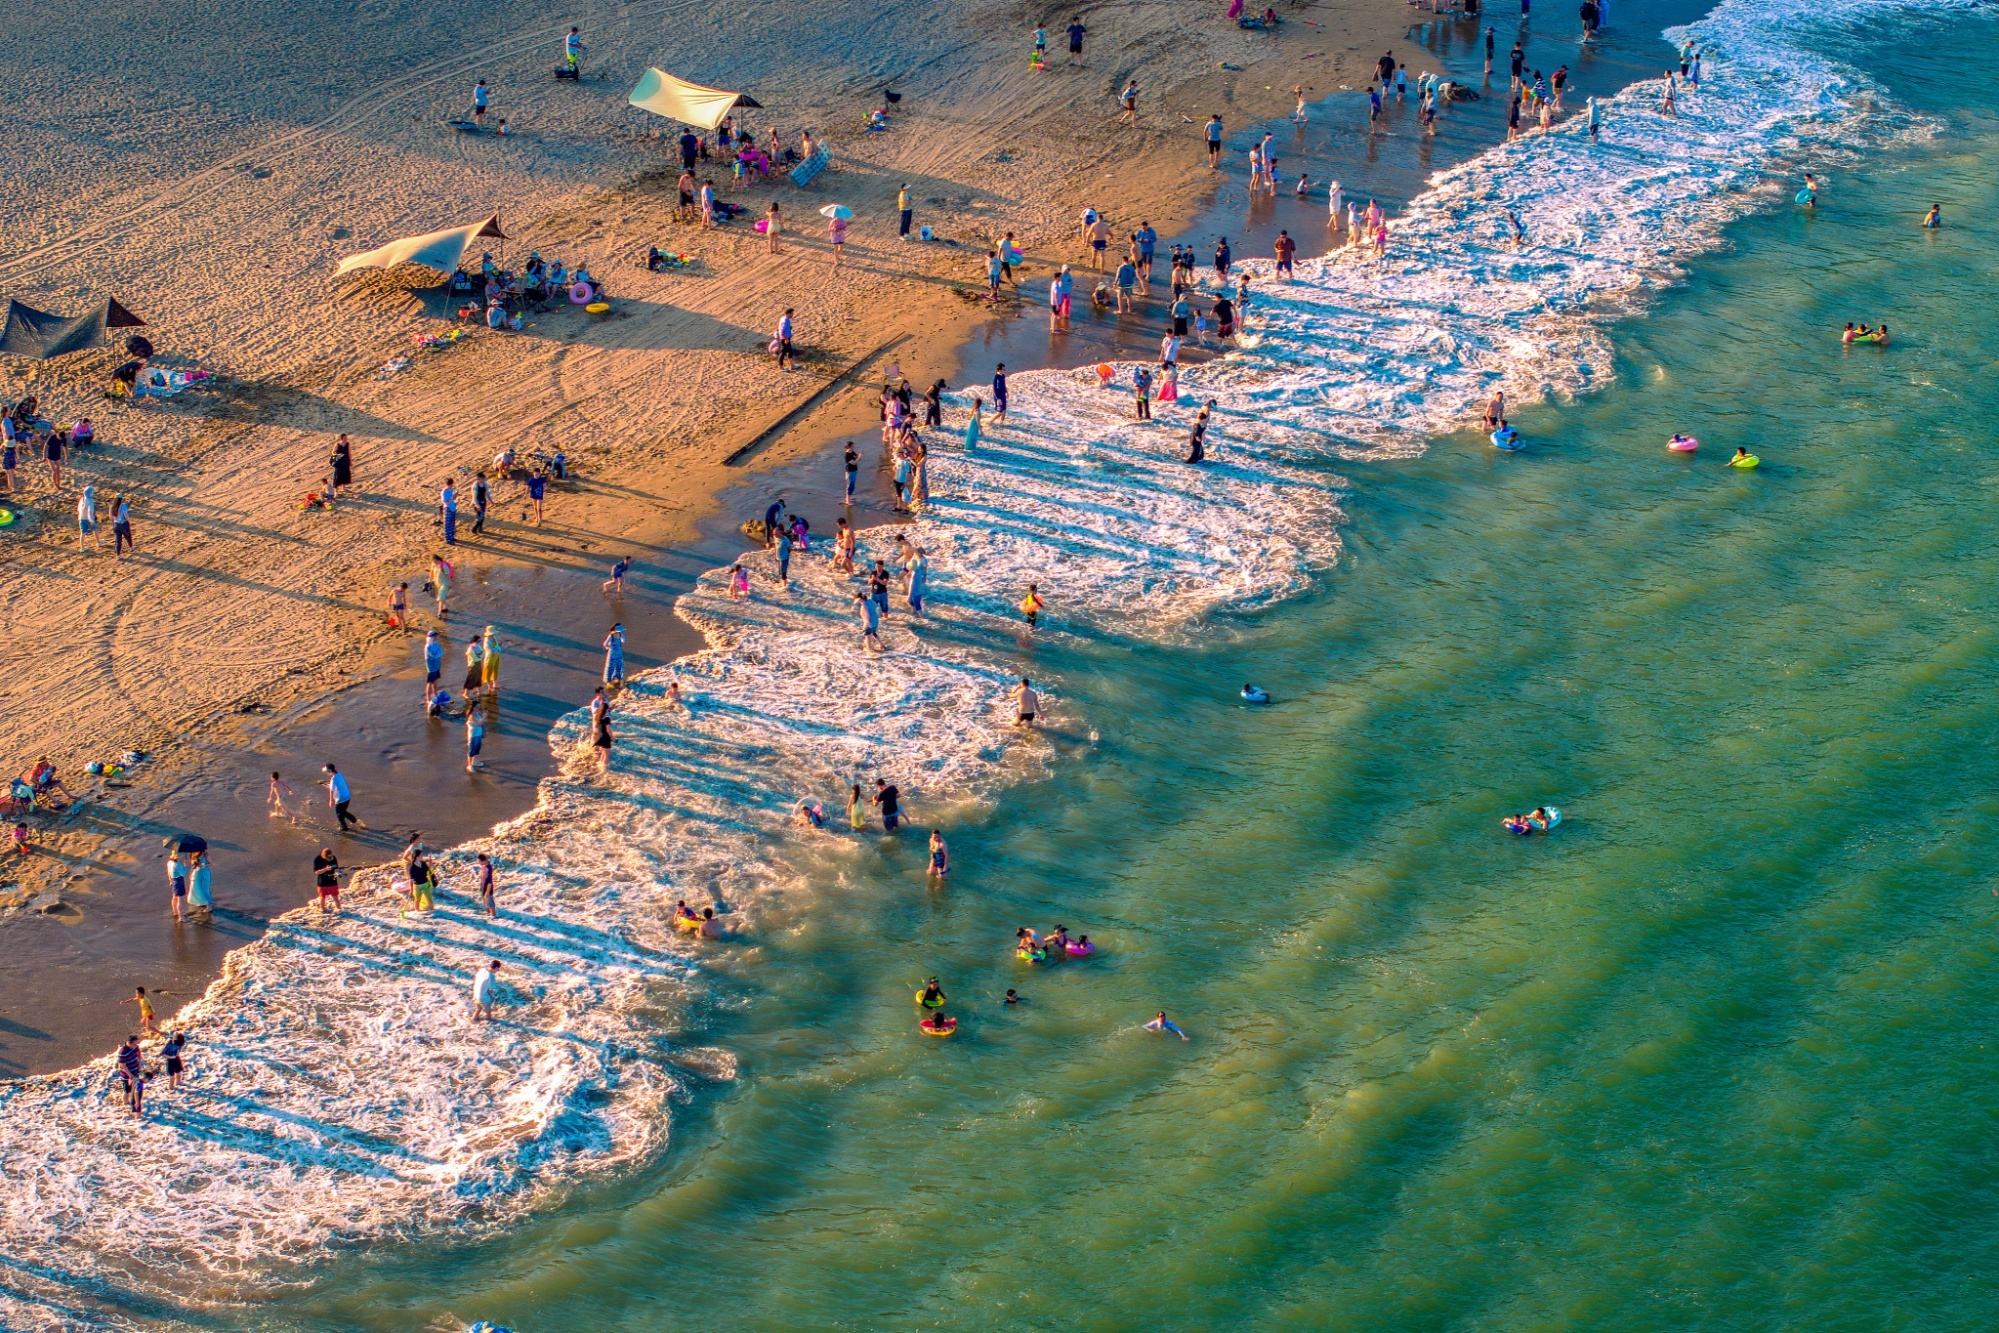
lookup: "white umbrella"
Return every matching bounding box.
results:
[819,204,854,220]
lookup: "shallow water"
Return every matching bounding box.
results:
[12,0,1999,1323]
[220,6,1999,1331]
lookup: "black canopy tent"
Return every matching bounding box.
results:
[0,298,147,360]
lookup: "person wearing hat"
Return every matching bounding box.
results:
[481,626,502,699]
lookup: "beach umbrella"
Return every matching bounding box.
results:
[819,204,854,220]
[165,833,208,856]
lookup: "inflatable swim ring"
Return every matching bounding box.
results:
[1241,686,1270,705]
[1728,454,1760,469]
[1066,941,1095,957]
[1667,434,1700,453]
[1795,188,1815,204]
[919,1016,958,1037]
[569,282,595,305]
[0,508,16,526]
[672,914,703,934]
[1491,427,1524,451]
[586,301,610,314]
[1016,945,1046,964]
[915,987,946,1008]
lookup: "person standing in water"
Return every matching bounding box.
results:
[848,783,866,830]
[1923,202,1942,229]
[475,852,497,917]
[1185,402,1215,464]
[927,830,950,879]
[603,623,626,688]
[423,629,443,705]
[269,771,295,820]
[1010,677,1039,727]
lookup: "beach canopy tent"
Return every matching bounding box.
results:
[628,68,762,130]
[335,214,508,276]
[0,298,146,360]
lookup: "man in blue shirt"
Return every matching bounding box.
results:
[1134,222,1157,283]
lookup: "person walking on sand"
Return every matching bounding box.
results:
[439,478,458,545]
[472,960,502,1022]
[472,79,490,127]
[526,466,547,526]
[112,493,133,559]
[603,622,626,688]
[828,210,847,265]
[313,847,342,911]
[774,307,795,371]
[844,440,860,502]
[1066,15,1086,63]
[389,580,411,631]
[324,762,363,832]
[1010,676,1040,727]
[331,434,354,494]
[76,483,97,550]
[1205,113,1224,168]
[431,552,453,616]
[765,201,783,254]
[1118,79,1139,127]
[897,183,914,239]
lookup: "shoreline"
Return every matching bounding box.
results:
[0,0,1864,1311]
[0,5,1486,1079]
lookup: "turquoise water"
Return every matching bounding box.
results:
[256,16,1999,1332]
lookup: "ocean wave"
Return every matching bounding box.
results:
[0,0,1973,1320]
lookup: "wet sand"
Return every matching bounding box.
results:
[0,11,1670,1078]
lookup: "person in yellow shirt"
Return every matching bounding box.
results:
[897,184,913,239]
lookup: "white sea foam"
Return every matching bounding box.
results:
[0,0,1976,1322]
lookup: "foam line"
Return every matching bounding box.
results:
[0,0,1972,1320]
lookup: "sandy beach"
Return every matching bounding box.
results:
[0,0,1424,1043]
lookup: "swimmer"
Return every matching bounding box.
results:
[699,907,725,939]
[1842,322,1859,345]
[1798,172,1817,207]
[1005,988,1020,1005]
[1068,934,1095,956]
[1923,203,1942,229]
[1873,323,1890,346]
[1047,924,1071,952]
[918,978,946,1007]
[927,829,950,878]
[795,799,825,829]
[674,898,699,924]
[1146,1011,1190,1040]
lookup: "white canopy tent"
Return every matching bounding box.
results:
[627,68,761,131]
[335,214,508,276]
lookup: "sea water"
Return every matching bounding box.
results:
[8,0,1999,1326]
